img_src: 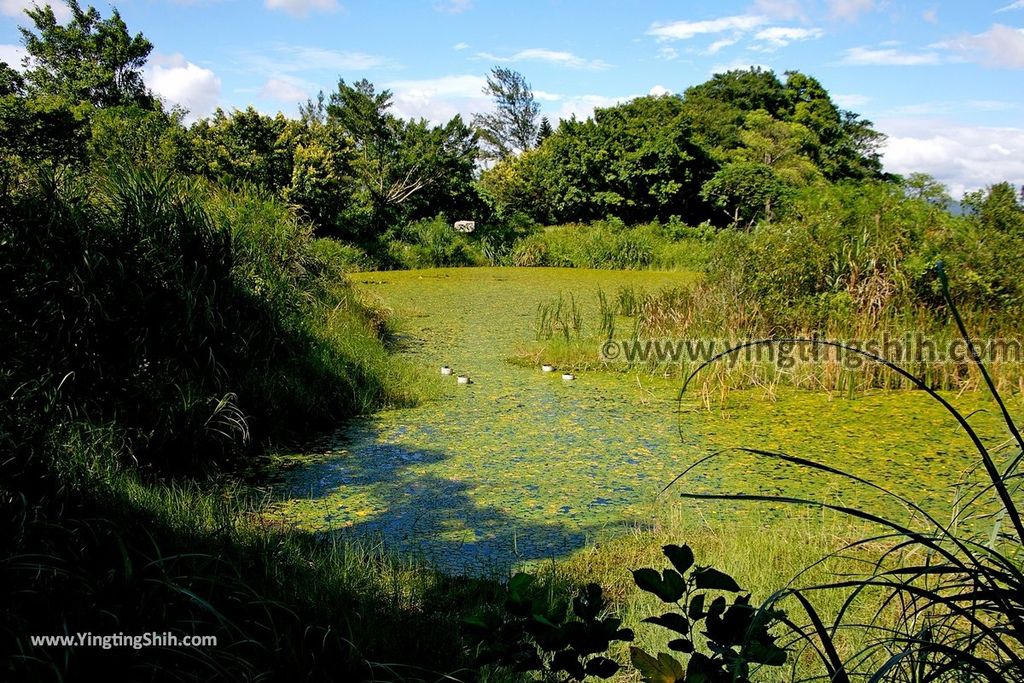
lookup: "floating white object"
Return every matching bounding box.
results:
[562,373,575,381]
[440,366,453,375]
[457,375,472,384]
[541,364,555,372]
[454,220,475,233]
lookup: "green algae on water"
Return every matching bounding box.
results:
[267,267,1018,575]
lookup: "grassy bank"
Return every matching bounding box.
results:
[0,169,454,680]
[514,281,1024,397]
[2,426,500,681]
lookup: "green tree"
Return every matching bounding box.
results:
[472,66,540,161]
[185,107,301,191]
[536,116,553,145]
[19,0,154,109]
[701,162,789,227]
[0,64,87,173]
[683,67,790,119]
[903,172,951,208]
[731,109,820,186]
[284,120,357,234]
[483,95,713,224]
[964,182,1024,235]
[327,78,479,236]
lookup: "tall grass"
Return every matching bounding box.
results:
[509,220,710,271]
[670,265,1024,681]
[0,168,427,472]
[518,281,1024,399]
[385,214,487,269]
[1,167,455,680]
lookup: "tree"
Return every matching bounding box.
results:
[185,107,301,192]
[472,66,540,161]
[536,116,553,145]
[482,95,713,224]
[0,60,87,171]
[327,78,479,236]
[285,120,357,234]
[19,0,154,109]
[731,109,820,186]
[700,162,789,227]
[903,173,950,208]
[963,182,1024,235]
[683,67,790,119]
[327,78,421,232]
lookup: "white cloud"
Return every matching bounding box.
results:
[996,1,1024,11]
[826,0,875,21]
[384,74,490,123]
[0,43,26,69]
[1,0,71,21]
[657,46,679,60]
[381,75,565,123]
[922,8,938,24]
[840,46,942,66]
[647,14,767,41]
[969,99,1019,111]
[453,42,470,50]
[533,89,561,102]
[261,77,307,102]
[265,0,339,17]
[553,93,636,121]
[145,53,221,122]
[435,0,472,13]
[753,26,824,49]
[649,85,672,97]
[705,37,739,54]
[879,118,1024,197]
[475,48,610,70]
[939,24,1024,68]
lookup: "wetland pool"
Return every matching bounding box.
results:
[269,267,1014,575]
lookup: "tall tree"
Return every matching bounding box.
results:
[472,66,540,161]
[536,116,553,145]
[19,0,154,109]
[327,78,478,235]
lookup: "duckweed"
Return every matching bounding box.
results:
[268,268,1017,575]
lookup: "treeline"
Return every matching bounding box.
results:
[0,1,888,245]
[480,68,885,227]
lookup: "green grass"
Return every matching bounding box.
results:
[517,281,1024,396]
[553,509,891,681]
[3,426,501,681]
[508,221,711,271]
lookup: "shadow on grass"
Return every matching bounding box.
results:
[276,421,613,575]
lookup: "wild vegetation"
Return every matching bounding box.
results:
[2,1,1023,681]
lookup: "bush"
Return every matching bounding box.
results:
[507,220,706,270]
[385,214,485,268]
[0,168,419,472]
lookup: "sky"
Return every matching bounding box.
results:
[1,0,1022,197]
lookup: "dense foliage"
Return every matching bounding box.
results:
[480,68,885,228]
[3,2,1024,681]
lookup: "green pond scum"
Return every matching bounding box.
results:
[267,268,1019,575]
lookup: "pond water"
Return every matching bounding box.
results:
[269,267,1014,575]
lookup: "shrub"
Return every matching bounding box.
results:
[385,214,485,268]
[0,168,418,472]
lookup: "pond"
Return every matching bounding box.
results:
[269,267,1013,575]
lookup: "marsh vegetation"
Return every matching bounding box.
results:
[2,2,1023,681]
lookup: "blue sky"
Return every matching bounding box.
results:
[1,0,1022,195]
